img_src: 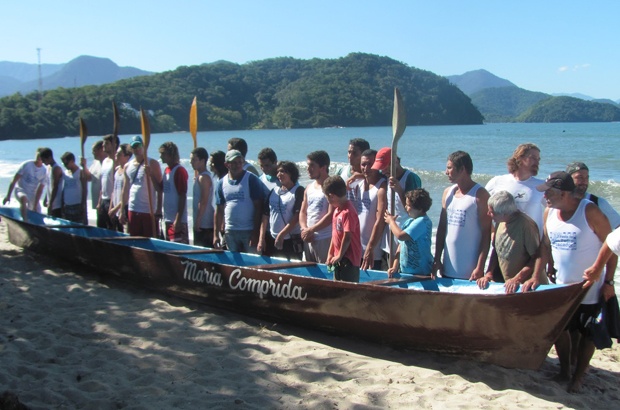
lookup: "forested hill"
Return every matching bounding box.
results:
[0,53,483,140]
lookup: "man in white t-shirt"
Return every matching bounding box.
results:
[3,148,48,221]
[486,143,545,281]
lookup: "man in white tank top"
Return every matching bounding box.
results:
[433,151,492,281]
[158,142,189,244]
[526,171,614,393]
[119,136,163,238]
[299,150,333,263]
[60,152,87,223]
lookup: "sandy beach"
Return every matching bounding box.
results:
[1,221,619,409]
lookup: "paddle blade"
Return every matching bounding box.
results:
[392,87,406,144]
[140,108,151,151]
[189,96,198,149]
[112,101,120,138]
[79,117,88,144]
[79,117,88,159]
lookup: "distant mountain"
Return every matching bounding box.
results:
[0,56,152,97]
[0,61,63,82]
[470,87,550,122]
[448,69,619,122]
[446,69,517,95]
[518,96,620,122]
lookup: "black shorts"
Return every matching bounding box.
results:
[566,303,600,335]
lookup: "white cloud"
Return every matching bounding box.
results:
[558,64,591,73]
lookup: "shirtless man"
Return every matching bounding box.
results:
[434,151,492,280]
[524,171,615,392]
[299,150,333,263]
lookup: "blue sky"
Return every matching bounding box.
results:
[2,1,619,99]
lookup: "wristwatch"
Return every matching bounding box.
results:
[605,279,615,286]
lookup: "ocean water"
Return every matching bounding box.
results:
[1,122,618,228]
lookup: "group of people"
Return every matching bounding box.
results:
[3,137,619,392]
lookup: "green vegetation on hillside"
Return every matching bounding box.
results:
[0,53,483,139]
[470,87,549,122]
[517,96,620,122]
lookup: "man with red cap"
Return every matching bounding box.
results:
[372,147,421,260]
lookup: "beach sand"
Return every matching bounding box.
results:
[1,221,619,410]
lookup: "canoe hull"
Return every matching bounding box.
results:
[1,208,587,369]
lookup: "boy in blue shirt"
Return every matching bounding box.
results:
[384,189,433,277]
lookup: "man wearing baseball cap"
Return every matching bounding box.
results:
[523,171,615,392]
[372,147,421,259]
[214,149,265,252]
[119,135,163,238]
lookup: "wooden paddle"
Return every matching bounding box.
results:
[79,117,89,224]
[140,108,157,237]
[79,117,88,159]
[389,87,407,266]
[112,101,120,138]
[189,96,198,149]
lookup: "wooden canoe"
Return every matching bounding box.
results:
[0,207,587,369]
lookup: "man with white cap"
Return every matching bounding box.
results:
[214,149,265,252]
[524,171,614,392]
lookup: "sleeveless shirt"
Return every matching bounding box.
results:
[547,199,603,304]
[443,183,482,279]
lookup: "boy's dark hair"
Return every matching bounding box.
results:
[322,175,347,198]
[60,151,75,164]
[361,149,377,158]
[119,143,132,157]
[191,147,209,161]
[277,161,300,184]
[405,188,432,213]
[103,133,120,148]
[209,150,228,178]
[349,138,370,152]
[307,150,330,169]
[447,151,473,175]
[38,147,53,160]
[228,138,248,157]
[258,147,277,163]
